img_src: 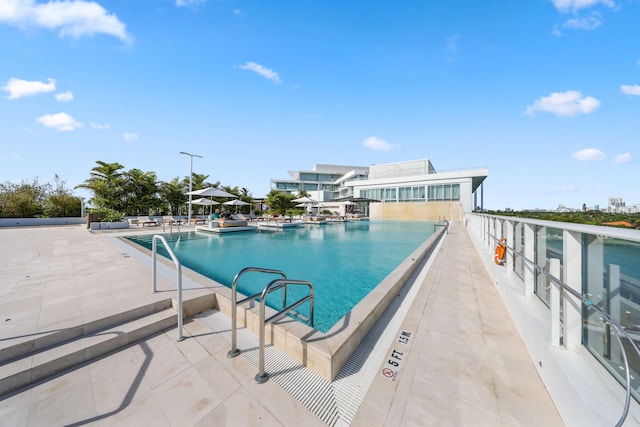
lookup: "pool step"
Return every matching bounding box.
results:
[0,307,177,396]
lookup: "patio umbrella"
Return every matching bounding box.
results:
[223,199,251,213]
[187,187,237,198]
[292,196,316,204]
[191,197,219,215]
[292,196,317,214]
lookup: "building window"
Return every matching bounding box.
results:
[399,186,426,201]
[427,184,460,201]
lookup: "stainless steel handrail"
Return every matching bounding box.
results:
[227,267,287,358]
[255,278,314,383]
[489,233,638,426]
[151,235,184,341]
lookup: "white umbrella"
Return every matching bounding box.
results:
[292,196,316,204]
[223,199,251,212]
[191,197,219,214]
[293,196,318,214]
[187,187,237,198]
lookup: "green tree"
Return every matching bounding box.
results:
[0,179,49,218]
[264,189,295,215]
[160,177,188,215]
[122,168,160,215]
[43,175,81,217]
[76,161,126,211]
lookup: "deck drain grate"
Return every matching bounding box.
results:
[194,238,440,425]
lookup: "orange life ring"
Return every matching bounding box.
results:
[494,238,506,265]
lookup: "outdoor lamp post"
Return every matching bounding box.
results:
[179,151,203,225]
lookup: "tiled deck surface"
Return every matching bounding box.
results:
[0,222,563,426]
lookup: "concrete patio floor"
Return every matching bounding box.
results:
[0,222,563,426]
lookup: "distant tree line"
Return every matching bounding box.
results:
[0,160,257,219]
[486,209,640,229]
[0,175,81,218]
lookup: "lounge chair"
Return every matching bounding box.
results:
[190,216,207,225]
[137,216,159,227]
[161,215,181,225]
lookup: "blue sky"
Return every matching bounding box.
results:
[1,0,639,211]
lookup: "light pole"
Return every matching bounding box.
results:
[179,151,203,225]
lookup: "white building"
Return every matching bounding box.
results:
[608,196,626,213]
[270,159,488,221]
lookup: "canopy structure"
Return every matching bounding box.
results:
[292,196,317,204]
[185,187,237,218]
[223,199,251,212]
[191,197,219,214]
[187,187,237,198]
[292,196,318,214]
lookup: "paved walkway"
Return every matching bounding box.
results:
[353,223,563,426]
[0,223,563,426]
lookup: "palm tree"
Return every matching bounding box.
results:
[264,189,294,215]
[122,168,160,215]
[160,177,188,215]
[76,161,125,211]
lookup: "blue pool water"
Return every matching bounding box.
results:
[127,220,436,332]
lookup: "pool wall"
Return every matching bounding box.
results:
[123,224,447,381]
[212,224,447,380]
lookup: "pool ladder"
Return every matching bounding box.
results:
[227,267,314,383]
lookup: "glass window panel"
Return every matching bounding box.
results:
[443,184,452,200]
[452,184,460,200]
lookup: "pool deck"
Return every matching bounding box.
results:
[0,222,563,426]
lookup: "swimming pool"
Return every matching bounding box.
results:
[126,220,436,332]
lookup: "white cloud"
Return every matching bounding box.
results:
[55,91,73,102]
[90,122,109,130]
[620,84,640,96]
[363,136,394,151]
[176,0,206,7]
[551,0,615,13]
[2,77,56,99]
[37,112,82,131]
[238,62,281,84]
[525,90,600,117]
[615,152,632,163]
[571,148,606,161]
[0,0,131,42]
[123,132,138,141]
[563,13,602,31]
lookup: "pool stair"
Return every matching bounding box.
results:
[0,293,215,396]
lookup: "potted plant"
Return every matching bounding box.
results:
[89,208,129,230]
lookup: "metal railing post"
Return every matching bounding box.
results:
[151,235,184,341]
[227,267,286,358]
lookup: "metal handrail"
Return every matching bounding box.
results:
[151,235,184,341]
[489,233,638,426]
[255,278,314,383]
[227,267,287,358]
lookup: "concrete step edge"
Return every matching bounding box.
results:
[0,308,177,397]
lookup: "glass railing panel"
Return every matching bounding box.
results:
[533,226,563,307]
[513,221,525,280]
[583,234,640,400]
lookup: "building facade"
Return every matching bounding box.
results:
[270,159,488,221]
